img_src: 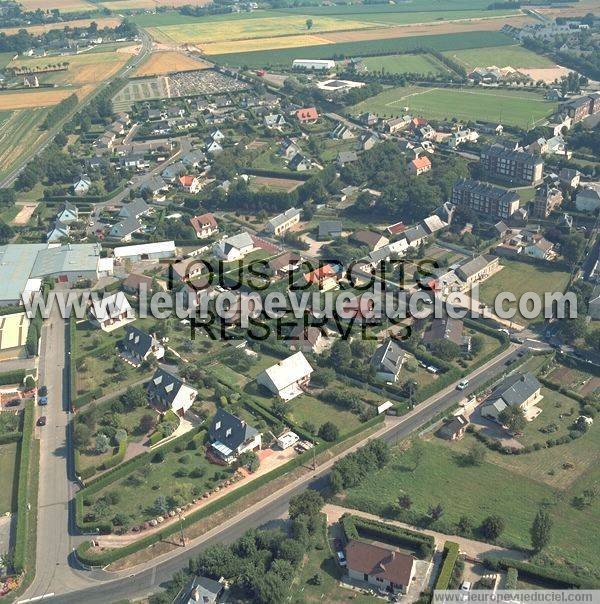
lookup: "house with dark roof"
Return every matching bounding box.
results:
[286,325,327,354]
[174,575,225,604]
[208,408,261,464]
[423,316,470,351]
[403,225,428,248]
[438,414,469,440]
[318,220,342,240]
[289,153,311,171]
[268,251,303,278]
[57,202,79,224]
[147,368,198,416]
[119,325,164,367]
[481,372,542,423]
[371,339,405,382]
[351,230,389,251]
[345,539,416,595]
[456,255,499,286]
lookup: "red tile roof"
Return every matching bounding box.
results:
[386,222,405,235]
[345,540,414,587]
[190,213,217,234]
[411,156,431,171]
[179,175,197,187]
[296,107,319,123]
[304,263,337,284]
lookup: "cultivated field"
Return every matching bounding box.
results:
[145,14,373,46]
[134,52,212,77]
[0,109,51,181]
[350,8,521,25]
[20,0,95,11]
[350,85,557,128]
[443,44,555,69]
[0,89,74,110]
[362,53,450,75]
[0,17,121,35]
[98,0,209,8]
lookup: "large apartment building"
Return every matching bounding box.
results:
[480,143,543,186]
[560,92,600,124]
[451,179,520,220]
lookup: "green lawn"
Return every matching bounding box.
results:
[355,9,519,25]
[363,53,449,75]
[286,393,363,436]
[350,86,557,128]
[0,441,18,513]
[442,44,555,69]
[478,260,571,326]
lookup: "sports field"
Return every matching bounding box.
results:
[146,14,373,45]
[0,109,51,180]
[350,85,557,128]
[133,52,211,77]
[362,53,451,76]
[443,44,555,69]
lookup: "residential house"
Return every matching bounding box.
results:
[119,197,151,220]
[438,414,469,440]
[371,339,405,382]
[318,220,342,240]
[109,215,144,242]
[23,74,39,88]
[559,167,581,189]
[170,256,205,284]
[162,161,187,183]
[575,186,600,212]
[147,368,197,416]
[190,213,218,239]
[524,237,555,260]
[174,575,225,604]
[303,264,338,291]
[423,316,470,352]
[89,292,135,332]
[386,222,405,236]
[140,176,169,200]
[286,325,327,355]
[456,255,499,286]
[209,408,261,463]
[47,222,70,243]
[213,232,255,262]
[205,139,223,154]
[122,272,153,296]
[359,112,378,127]
[345,539,415,595]
[181,149,206,168]
[279,139,301,160]
[337,151,359,166]
[57,201,79,224]
[359,133,378,151]
[331,123,355,140]
[422,215,447,235]
[119,325,164,367]
[481,372,542,423]
[179,174,202,194]
[532,183,563,219]
[256,351,314,401]
[265,207,301,236]
[73,175,91,196]
[381,116,410,134]
[351,229,389,251]
[264,113,286,129]
[211,129,225,142]
[120,153,148,170]
[403,225,428,248]
[296,107,319,124]
[268,251,303,278]
[289,153,311,171]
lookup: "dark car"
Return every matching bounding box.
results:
[5,398,20,407]
[38,385,48,397]
[37,416,47,427]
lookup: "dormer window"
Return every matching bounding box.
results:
[215,421,221,430]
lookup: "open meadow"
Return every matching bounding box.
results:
[98,0,209,8]
[443,44,556,69]
[350,85,557,128]
[362,53,451,75]
[0,17,121,35]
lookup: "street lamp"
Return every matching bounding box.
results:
[178,512,186,547]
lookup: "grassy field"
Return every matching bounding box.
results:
[443,44,555,69]
[478,260,571,326]
[350,86,557,128]
[0,441,18,514]
[278,1,499,16]
[210,30,515,65]
[352,8,520,25]
[98,0,207,8]
[0,17,121,35]
[0,108,51,181]
[146,14,372,46]
[362,53,450,75]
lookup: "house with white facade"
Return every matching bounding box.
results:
[89,291,135,332]
[147,368,198,416]
[256,351,313,401]
[208,408,262,464]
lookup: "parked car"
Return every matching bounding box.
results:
[456,379,469,391]
[426,365,440,374]
[460,581,472,602]
[38,396,48,406]
[38,386,48,397]
[37,416,47,427]
[336,551,347,567]
[5,398,20,407]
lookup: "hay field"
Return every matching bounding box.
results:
[0,109,50,180]
[0,89,74,110]
[202,34,333,56]
[134,52,211,77]
[20,0,95,12]
[98,0,209,8]
[146,15,373,45]
[0,17,121,35]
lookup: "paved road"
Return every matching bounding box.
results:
[28,345,521,604]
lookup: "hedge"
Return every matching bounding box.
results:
[485,558,599,589]
[434,541,460,590]
[342,514,434,559]
[12,400,35,573]
[0,431,22,445]
[69,316,76,407]
[0,369,26,386]
[505,567,518,590]
[76,415,385,566]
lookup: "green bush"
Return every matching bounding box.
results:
[0,369,26,386]
[505,567,518,590]
[434,541,460,590]
[0,431,22,445]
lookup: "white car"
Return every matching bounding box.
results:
[460,581,472,602]
[336,551,347,567]
[457,379,469,390]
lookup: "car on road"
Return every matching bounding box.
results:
[457,379,469,390]
[460,581,472,602]
[336,551,347,567]
[38,395,48,406]
[498,328,510,336]
[37,416,47,427]
[510,335,524,344]
[38,385,47,397]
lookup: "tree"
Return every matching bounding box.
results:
[318,421,339,442]
[271,400,287,418]
[122,385,147,410]
[73,423,92,449]
[0,220,13,245]
[306,18,313,30]
[238,450,260,473]
[289,489,324,521]
[95,433,110,454]
[398,494,412,510]
[465,442,486,466]
[429,339,461,361]
[154,495,167,515]
[498,406,526,433]
[530,507,552,552]
[457,515,474,535]
[428,503,444,521]
[139,413,156,433]
[480,515,505,540]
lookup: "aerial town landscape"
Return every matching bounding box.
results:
[0,0,598,602]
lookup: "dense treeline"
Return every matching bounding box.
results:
[329,439,390,493]
[41,94,78,130]
[341,140,469,223]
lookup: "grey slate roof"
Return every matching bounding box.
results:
[371,339,405,376]
[147,368,186,407]
[456,254,497,280]
[485,372,541,408]
[119,325,157,359]
[318,220,342,239]
[209,408,259,453]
